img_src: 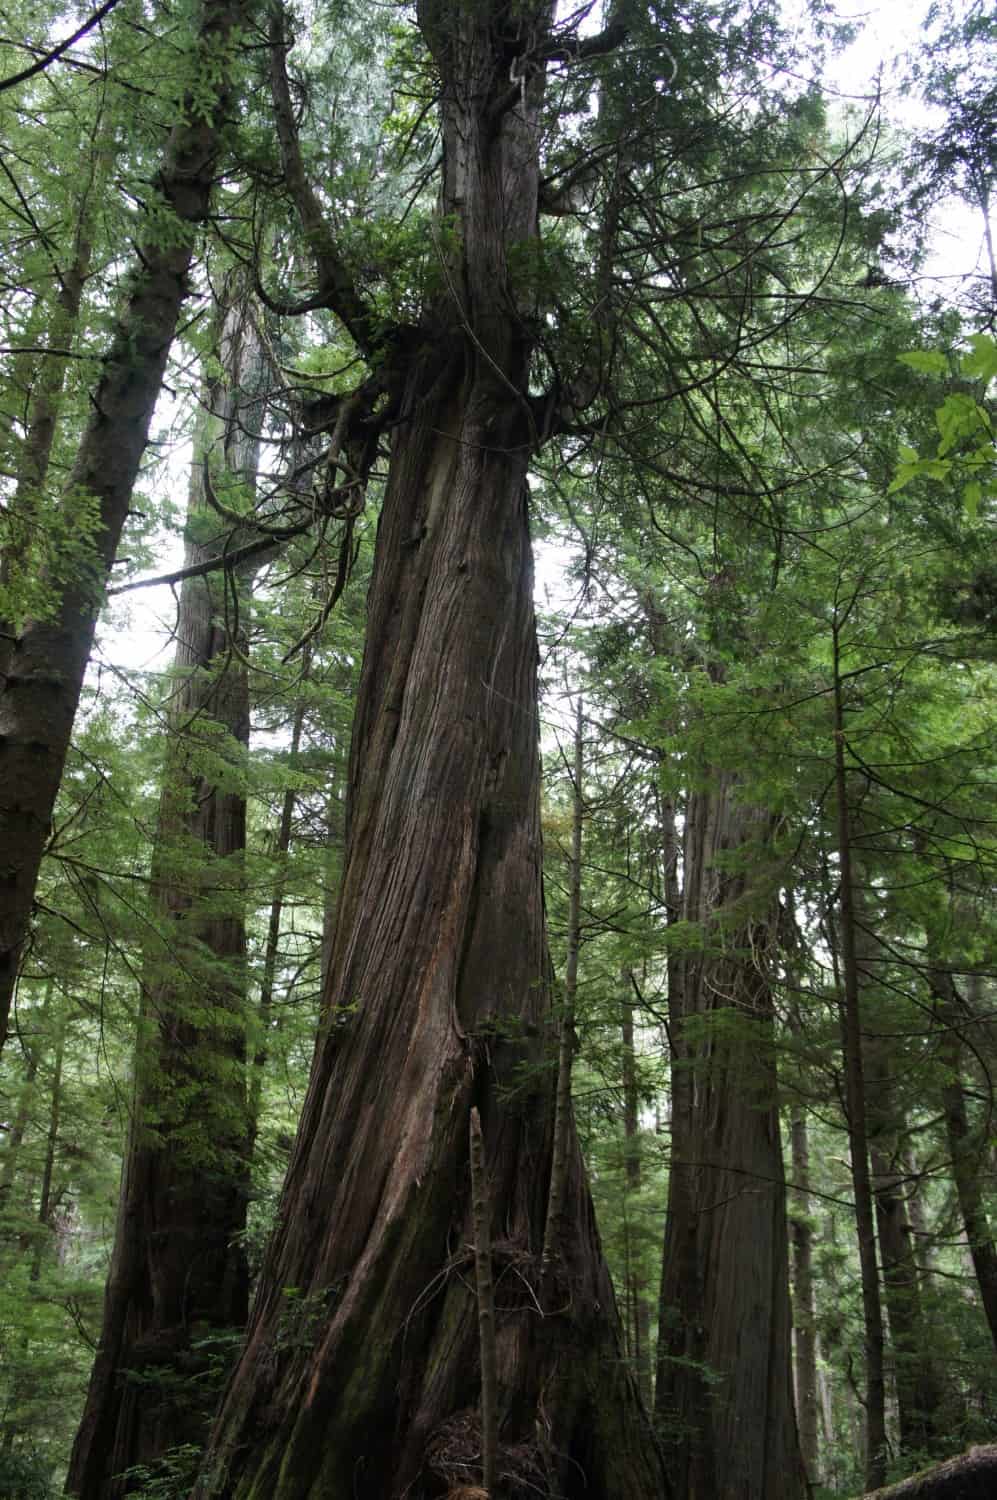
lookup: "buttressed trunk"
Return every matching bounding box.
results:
[0,0,255,1051]
[66,293,266,1497]
[655,775,805,1500]
[194,6,666,1497]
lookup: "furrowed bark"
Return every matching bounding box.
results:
[66,291,266,1497]
[193,10,665,1495]
[0,0,256,1052]
[195,341,664,1500]
[654,776,805,1500]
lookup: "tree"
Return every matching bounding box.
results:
[0,0,259,1049]
[66,281,269,1496]
[186,5,669,1495]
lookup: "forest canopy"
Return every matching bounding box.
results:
[0,0,996,1497]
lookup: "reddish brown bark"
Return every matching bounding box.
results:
[190,12,665,1494]
[654,776,805,1500]
[194,347,663,1500]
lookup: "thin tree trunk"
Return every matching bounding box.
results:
[866,1090,944,1455]
[831,625,888,1491]
[620,971,651,1403]
[66,291,267,1497]
[928,965,997,1353]
[0,981,51,1206]
[790,1094,820,1486]
[542,695,584,1278]
[0,0,257,1052]
[29,1001,65,1283]
[655,775,805,1500]
[0,110,114,615]
[248,668,310,1154]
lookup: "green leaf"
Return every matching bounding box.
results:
[898,349,948,376]
[962,333,997,382]
[962,480,982,517]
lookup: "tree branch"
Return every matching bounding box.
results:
[267,5,381,356]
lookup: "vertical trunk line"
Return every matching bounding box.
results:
[542,695,584,1281]
[832,622,887,1491]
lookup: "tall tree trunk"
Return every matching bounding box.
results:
[865,1066,944,1456]
[620,972,652,1403]
[248,672,310,1155]
[0,981,51,1208]
[831,627,888,1491]
[0,0,256,1052]
[928,965,997,1353]
[29,1000,65,1283]
[654,775,805,1500]
[790,1092,820,1486]
[194,351,665,1500]
[190,11,665,1488]
[0,108,114,625]
[66,291,267,1497]
[542,695,584,1277]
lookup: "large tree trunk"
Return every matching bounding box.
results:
[0,0,255,1052]
[66,293,267,1497]
[654,775,805,1500]
[193,7,665,1496]
[194,354,664,1500]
